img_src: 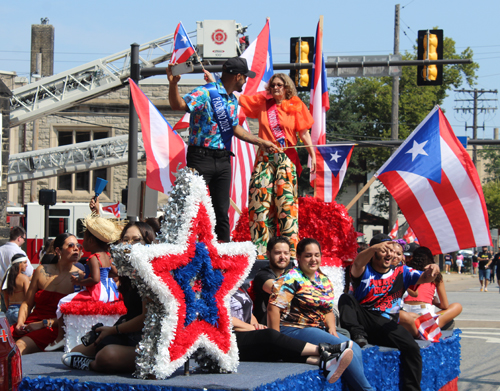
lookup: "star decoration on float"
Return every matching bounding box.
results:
[127,170,256,379]
[405,140,429,161]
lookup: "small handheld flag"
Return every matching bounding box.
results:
[170,22,195,65]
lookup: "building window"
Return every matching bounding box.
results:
[57,129,109,194]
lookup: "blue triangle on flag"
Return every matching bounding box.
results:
[318,145,353,177]
[379,109,442,183]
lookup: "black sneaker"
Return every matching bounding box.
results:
[319,349,353,384]
[318,340,354,356]
[61,352,94,371]
[352,335,368,348]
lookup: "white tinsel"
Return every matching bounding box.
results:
[63,314,121,352]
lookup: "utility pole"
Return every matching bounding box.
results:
[454,89,498,166]
[389,4,400,233]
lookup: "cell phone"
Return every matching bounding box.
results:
[171,61,194,76]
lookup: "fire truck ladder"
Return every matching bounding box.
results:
[8,134,145,184]
[9,30,195,128]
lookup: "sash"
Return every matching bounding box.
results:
[205,83,234,152]
[265,99,303,177]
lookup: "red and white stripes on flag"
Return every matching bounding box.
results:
[309,18,332,201]
[415,313,442,343]
[376,106,491,255]
[129,79,187,194]
[228,19,273,232]
[389,220,399,239]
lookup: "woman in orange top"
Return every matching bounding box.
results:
[239,73,315,259]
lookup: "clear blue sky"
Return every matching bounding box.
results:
[2,0,499,138]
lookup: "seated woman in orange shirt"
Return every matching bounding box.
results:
[239,74,315,259]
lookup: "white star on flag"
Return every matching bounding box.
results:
[330,151,341,162]
[181,35,187,44]
[406,140,429,161]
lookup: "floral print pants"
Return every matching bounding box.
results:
[248,151,298,259]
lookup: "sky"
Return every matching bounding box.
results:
[2,0,499,138]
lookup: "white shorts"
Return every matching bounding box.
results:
[456,260,463,267]
[402,303,436,317]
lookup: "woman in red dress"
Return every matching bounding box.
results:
[13,233,82,354]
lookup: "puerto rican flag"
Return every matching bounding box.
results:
[170,22,196,64]
[415,312,442,343]
[229,19,273,232]
[315,144,354,201]
[102,202,121,218]
[389,220,399,239]
[129,79,187,194]
[376,106,491,255]
[309,19,332,201]
[403,226,419,244]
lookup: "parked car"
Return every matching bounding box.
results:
[0,314,22,391]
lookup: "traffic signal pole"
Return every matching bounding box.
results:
[389,4,400,235]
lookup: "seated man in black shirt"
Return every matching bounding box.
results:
[252,236,292,325]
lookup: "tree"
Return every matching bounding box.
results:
[479,146,500,181]
[482,181,500,228]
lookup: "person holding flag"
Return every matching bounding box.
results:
[167,57,277,242]
[239,73,315,259]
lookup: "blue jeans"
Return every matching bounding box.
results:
[5,304,20,326]
[281,326,373,391]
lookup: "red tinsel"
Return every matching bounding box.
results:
[231,197,358,267]
[151,203,251,362]
[59,300,127,316]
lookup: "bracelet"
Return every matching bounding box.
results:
[115,324,120,334]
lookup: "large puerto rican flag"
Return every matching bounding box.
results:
[129,79,187,194]
[315,144,354,201]
[376,106,491,254]
[309,18,334,201]
[170,22,196,64]
[229,18,274,231]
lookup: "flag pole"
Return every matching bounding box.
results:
[345,176,377,211]
[282,143,357,150]
[230,198,242,215]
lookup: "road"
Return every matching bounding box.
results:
[445,272,500,391]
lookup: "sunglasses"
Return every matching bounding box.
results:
[271,83,284,88]
[66,243,83,250]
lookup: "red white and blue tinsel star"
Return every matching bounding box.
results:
[128,171,255,378]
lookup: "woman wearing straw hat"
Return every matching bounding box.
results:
[46,214,121,351]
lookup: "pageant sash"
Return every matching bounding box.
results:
[265,99,303,176]
[205,83,234,152]
[266,99,286,148]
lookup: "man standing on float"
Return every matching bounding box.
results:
[167,57,277,242]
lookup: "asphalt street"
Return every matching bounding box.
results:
[445,272,500,391]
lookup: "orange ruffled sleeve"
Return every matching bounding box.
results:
[239,94,267,119]
[289,96,314,131]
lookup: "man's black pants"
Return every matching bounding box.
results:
[339,293,422,391]
[187,148,231,242]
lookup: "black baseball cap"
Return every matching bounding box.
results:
[404,242,420,256]
[370,233,392,246]
[223,57,256,78]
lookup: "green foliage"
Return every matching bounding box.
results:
[479,146,500,181]
[482,181,500,228]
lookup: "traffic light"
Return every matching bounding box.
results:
[417,29,443,86]
[290,37,314,91]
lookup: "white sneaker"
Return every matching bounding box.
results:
[320,348,354,384]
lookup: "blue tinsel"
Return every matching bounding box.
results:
[173,242,223,327]
[20,330,461,391]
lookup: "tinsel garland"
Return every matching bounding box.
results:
[19,330,461,391]
[59,300,127,315]
[111,168,255,380]
[231,197,358,267]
